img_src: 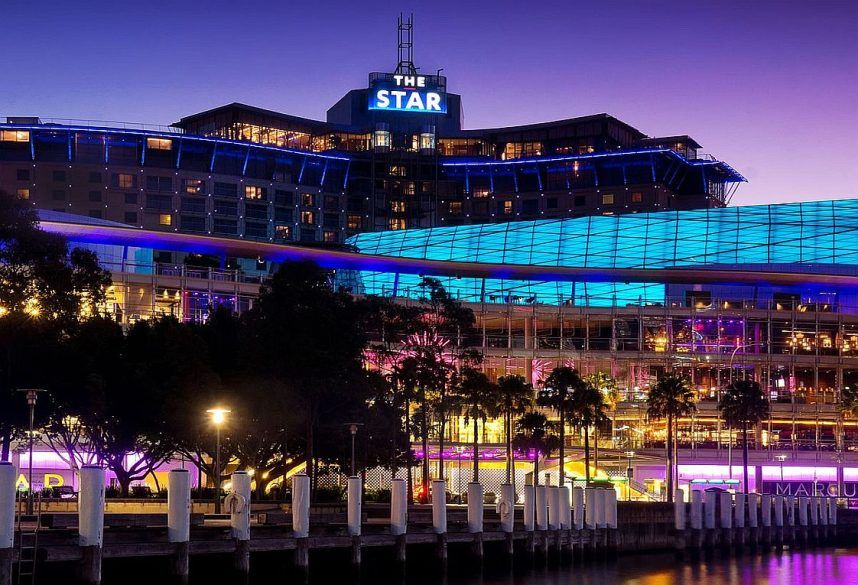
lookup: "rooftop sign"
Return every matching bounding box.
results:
[368,73,447,114]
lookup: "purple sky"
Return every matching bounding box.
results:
[2,0,856,205]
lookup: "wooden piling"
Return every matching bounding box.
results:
[296,537,310,570]
[395,534,407,564]
[351,535,362,565]
[0,548,11,585]
[171,541,190,582]
[78,545,102,585]
[233,539,250,574]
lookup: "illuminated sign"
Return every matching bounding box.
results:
[16,473,66,491]
[369,74,447,114]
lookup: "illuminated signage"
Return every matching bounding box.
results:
[369,74,447,114]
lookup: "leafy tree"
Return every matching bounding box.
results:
[568,381,608,485]
[512,412,560,487]
[454,367,500,483]
[583,372,618,470]
[496,374,534,484]
[538,367,583,486]
[719,379,770,495]
[646,375,696,502]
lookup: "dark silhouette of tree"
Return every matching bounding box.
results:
[454,367,500,482]
[646,375,696,502]
[719,379,770,495]
[512,412,560,488]
[538,367,583,486]
[568,381,608,485]
[497,375,534,484]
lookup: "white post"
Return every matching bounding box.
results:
[798,496,809,526]
[559,486,571,529]
[0,462,14,585]
[828,497,837,525]
[167,469,191,543]
[347,476,362,536]
[390,479,408,536]
[535,485,548,530]
[734,493,745,528]
[498,483,515,533]
[704,490,717,529]
[820,496,829,526]
[674,489,686,530]
[747,493,759,528]
[585,487,597,529]
[523,485,535,531]
[690,490,703,530]
[809,496,819,526]
[229,471,251,541]
[606,488,618,529]
[548,486,561,530]
[761,493,772,527]
[467,482,483,533]
[572,487,584,530]
[786,496,795,527]
[595,488,608,529]
[292,474,310,538]
[773,495,784,528]
[431,479,447,534]
[719,492,732,529]
[79,466,105,547]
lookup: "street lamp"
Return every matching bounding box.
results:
[624,451,635,501]
[776,454,787,483]
[17,388,46,515]
[343,423,363,477]
[206,408,230,514]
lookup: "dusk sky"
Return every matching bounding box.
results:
[2,0,856,205]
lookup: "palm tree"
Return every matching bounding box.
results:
[497,375,534,484]
[646,375,696,503]
[454,367,500,483]
[719,379,770,494]
[512,412,561,489]
[583,372,618,470]
[568,382,608,485]
[538,367,583,486]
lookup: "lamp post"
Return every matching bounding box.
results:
[776,454,787,483]
[17,388,45,515]
[343,423,364,477]
[206,408,230,514]
[624,451,635,501]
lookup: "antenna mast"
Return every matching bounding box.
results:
[396,13,416,75]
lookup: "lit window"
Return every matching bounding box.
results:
[117,173,134,189]
[374,130,391,149]
[323,230,338,243]
[390,200,406,213]
[503,200,513,215]
[275,224,291,240]
[631,192,643,203]
[473,187,490,198]
[388,218,406,230]
[601,193,614,205]
[0,130,29,142]
[300,210,315,225]
[183,179,205,194]
[16,188,29,200]
[347,214,362,230]
[301,193,315,207]
[449,201,462,214]
[146,137,172,150]
[159,213,173,226]
[389,165,406,177]
[245,185,266,200]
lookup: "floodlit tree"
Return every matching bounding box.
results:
[496,374,534,484]
[583,371,618,470]
[538,366,583,486]
[646,375,696,502]
[454,367,500,483]
[512,412,561,488]
[719,379,770,495]
[568,381,609,485]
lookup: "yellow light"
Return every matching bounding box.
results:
[207,408,230,425]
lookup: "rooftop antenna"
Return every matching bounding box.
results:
[395,13,417,75]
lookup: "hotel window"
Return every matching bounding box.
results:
[146,175,172,192]
[275,224,291,240]
[274,207,292,222]
[473,187,490,198]
[180,215,206,232]
[574,195,586,207]
[301,193,315,207]
[146,137,172,150]
[52,170,66,182]
[124,211,138,224]
[16,169,29,180]
[146,194,172,211]
[448,201,462,215]
[300,210,315,225]
[501,200,513,215]
[51,189,65,201]
[402,182,416,196]
[388,218,406,230]
[88,171,102,183]
[215,200,238,215]
[113,173,136,189]
[246,204,268,220]
[213,219,237,235]
[274,189,294,205]
[390,200,406,213]
[323,195,339,211]
[522,199,538,214]
[245,185,266,200]
[601,193,614,205]
[245,222,268,239]
[373,129,391,149]
[88,190,102,202]
[0,130,29,142]
[181,197,206,213]
[323,213,339,229]
[631,191,643,203]
[389,165,406,177]
[323,230,338,243]
[183,179,205,194]
[16,188,29,200]
[300,228,316,242]
[158,213,173,226]
[547,197,558,209]
[347,214,362,230]
[125,192,137,204]
[213,182,237,197]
